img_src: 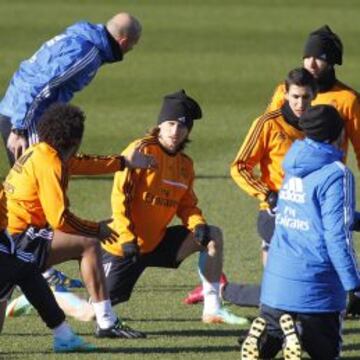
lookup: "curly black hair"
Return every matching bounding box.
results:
[37,103,85,153]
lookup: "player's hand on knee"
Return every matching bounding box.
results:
[194,224,211,248]
[7,131,28,160]
[98,221,118,244]
[124,147,157,170]
[121,240,140,262]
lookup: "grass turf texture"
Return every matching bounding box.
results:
[1,0,360,358]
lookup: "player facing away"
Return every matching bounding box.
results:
[0,185,95,352]
[241,105,360,360]
[101,89,248,329]
[3,103,156,339]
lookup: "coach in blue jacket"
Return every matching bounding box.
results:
[0,12,141,162]
[241,105,360,360]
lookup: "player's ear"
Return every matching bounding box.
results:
[117,37,132,53]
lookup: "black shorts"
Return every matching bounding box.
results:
[102,225,190,305]
[257,210,275,250]
[0,253,38,301]
[0,255,65,329]
[13,227,53,272]
[258,304,342,360]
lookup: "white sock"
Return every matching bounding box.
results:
[42,268,56,279]
[53,321,74,340]
[202,281,221,315]
[92,299,117,329]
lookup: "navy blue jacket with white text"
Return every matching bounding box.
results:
[261,138,360,313]
[0,21,123,143]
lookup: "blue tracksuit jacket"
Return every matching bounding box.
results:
[261,138,360,313]
[0,21,122,144]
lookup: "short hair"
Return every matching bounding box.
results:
[37,103,85,153]
[284,67,317,95]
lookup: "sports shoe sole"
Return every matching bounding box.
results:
[240,316,266,360]
[279,314,302,360]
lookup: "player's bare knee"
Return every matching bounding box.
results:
[82,237,101,254]
[208,226,223,249]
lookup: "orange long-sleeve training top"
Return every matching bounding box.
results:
[4,142,124,237]
[102,135,206,257]
[230,109,304,209]
[267,81,360,167]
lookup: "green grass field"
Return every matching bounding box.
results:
[1,0,360,358]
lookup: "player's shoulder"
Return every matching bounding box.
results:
[123,135,159,155]
[31,143,60,164]
[179,151,194,165]
[320,160,354,188]
[331,161,354,179]
[274,82,286,94]
[134,135,159,150]
[334,80,360,101]
[254,108,283,128]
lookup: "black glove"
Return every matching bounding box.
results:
[346,290,360,317]
[121,241,140,262]
[265,191,278,214]
[194,224,211,247]
[350,219,360,232]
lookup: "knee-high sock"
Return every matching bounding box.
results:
[198,251,221,314]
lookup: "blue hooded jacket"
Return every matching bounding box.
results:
[0,21,122,143]
[261,138,360,313]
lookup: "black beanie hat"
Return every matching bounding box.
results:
[299,105,344,143]
[303,25,343,65]
[158,89,202,130]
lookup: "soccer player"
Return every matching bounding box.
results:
[0,12,141,163]
[3,103,156,338]
[268,25,360,168]
[101,89,248,328]
[267,24,360,317]
[0,186,95,352]
[0,11,142,291]
[184,68,317,306]
[231,68,316,265]
[241,105,360,360]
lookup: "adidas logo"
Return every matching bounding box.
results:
[279,177,305,203]
[320,53,327,60]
